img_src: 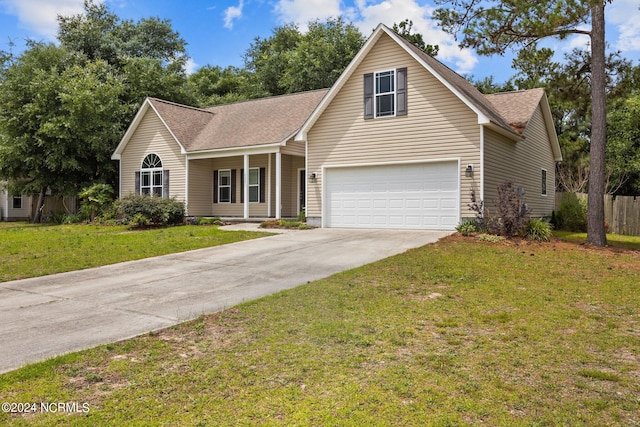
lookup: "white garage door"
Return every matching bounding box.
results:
[325,162,459,230]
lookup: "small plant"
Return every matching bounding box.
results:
[525,218,553,242]
[456,218,478,236]
[478,233,505,243]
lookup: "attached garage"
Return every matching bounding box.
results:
[324,161,460,230]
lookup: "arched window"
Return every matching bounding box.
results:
[140,154,163,196]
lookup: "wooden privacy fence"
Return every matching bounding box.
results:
[556,192,640,236]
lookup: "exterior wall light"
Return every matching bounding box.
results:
[309,172,317,183]
[465,164,474,177]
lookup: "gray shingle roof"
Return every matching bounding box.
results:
[148,89,329,152]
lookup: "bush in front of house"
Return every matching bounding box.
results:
[525,218,554,242]
[553,193,587,232]
[115,194,185,226]
[456,218,478,236]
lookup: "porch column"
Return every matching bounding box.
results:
[267,153,272,217]
[243,154,249,219]
[275,152,282,219]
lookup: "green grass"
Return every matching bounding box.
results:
[1,235,639,425]
[555,230,640,250]
[0,222,271,282]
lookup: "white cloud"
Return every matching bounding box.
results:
[273,0,477,74]
[0,0,92,39]
[185,57,198,75]
[274,0,343,29]
[223,0,244,30]
[609,0,640,52]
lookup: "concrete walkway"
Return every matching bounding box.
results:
[0,227,452,373]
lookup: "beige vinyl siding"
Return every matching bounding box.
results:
[307,33,480,219]
[209,154,301,217]
[120,109,186,201]
[282,139,305,157]
[187,158,214,216]
[483,105,556,216]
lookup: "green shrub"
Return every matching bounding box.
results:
[554,193,587,232]
[131,213,150,227]
[525,218,553,242]
[115,194,185,226]
[79,184,115,221]
[478,233,505,243]
[456,218,478,236]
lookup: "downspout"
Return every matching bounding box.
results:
[480,125,485,216]
[185,158,189,216]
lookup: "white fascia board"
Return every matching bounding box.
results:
[381,27,492,126]
[296,24,494,141]
[484,122,524,142]
[295,24,387,142]
[540,92,563,162]
[111,98,188,159]
[186,143,281,160]
[111,98,151,160]
[146,101,188,155]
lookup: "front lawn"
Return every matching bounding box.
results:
[1,235,638,425]
[0,222,270,282]
[555,230,640,251]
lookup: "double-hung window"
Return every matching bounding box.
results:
[218,169,232,203]
[364,67,407,119]
[248,168,260,203]
[375,70,395,117]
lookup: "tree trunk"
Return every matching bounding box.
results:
[586,2,607,247]
[32,189,46,224]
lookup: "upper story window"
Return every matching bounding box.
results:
[376,70,395,117]
[141,153,163,196]
[364,67,407,119]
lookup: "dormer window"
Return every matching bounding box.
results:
[364,67,407,119]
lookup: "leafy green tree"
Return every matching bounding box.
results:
[244,18,365,95]
[187,65,267,106]
[607,94,640,195]
[0,43,123,222]
[57,0,186,67]
[392,19,439,56]
[434,0,610,246]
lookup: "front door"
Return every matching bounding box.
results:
[298,169,306,216]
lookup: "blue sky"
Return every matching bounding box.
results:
[1,0,639,85]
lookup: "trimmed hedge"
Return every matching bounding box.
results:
[115,194,185,226]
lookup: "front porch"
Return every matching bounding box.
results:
[186,152,306,219]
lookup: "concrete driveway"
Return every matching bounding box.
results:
[0,227,451,373]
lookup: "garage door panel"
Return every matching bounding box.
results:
[325,162,459,230]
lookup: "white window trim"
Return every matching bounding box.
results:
[541,168,548,197]
[141,153,163,197]
[218,169,232,204]
[248,167,260,203]
[375,69,396,118]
